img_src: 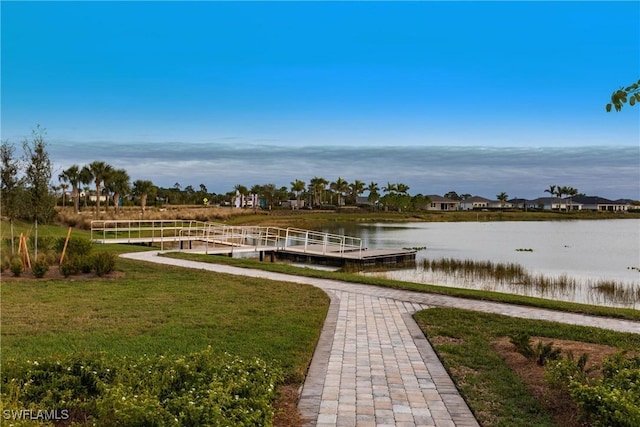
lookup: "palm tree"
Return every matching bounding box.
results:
[348,180,365,205]
[556,185,578,211]
[59,165,82,213]
[80,165,93,210]
[88,161,113,213]
[496,192,509,207]
[262,183,277,210]
[309,176,328,206]
[396,183,410,195]
[108,169,130,214]
[330,177,349,206]
[367,181,380,207]
[544,185,558,210]
[383,182,397,194]
[565,186,578,211]
[51,185,60,206]
[60,183,69,207]
[132,180,156,215]
[290,179,306,209]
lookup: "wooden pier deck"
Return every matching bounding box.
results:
[91,220,416,267]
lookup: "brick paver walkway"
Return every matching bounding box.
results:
[122,252,640,426]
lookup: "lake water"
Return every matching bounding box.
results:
[321,219,640,308]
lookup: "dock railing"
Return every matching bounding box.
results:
[284,227,363,257]
[91,220,363,257]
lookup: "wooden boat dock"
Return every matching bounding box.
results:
[91,220,416,267]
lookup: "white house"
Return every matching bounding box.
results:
[427,195,460,211]
[459,196,491,210]
[573,196,630,211]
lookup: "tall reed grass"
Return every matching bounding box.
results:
[421,257,638,305]
[55,206,258,229]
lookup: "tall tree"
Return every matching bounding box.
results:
[290,179,306,209]
[544,185,557,207]
[564,186,578,211]
[59,183,69,207]
[348,180,365,205]
[444,191,461,201]
[396,183,410,195]
[261,183,277,210]
[496,192,509,207]
[58,164,82,214]
[22,126,56,223]
[108,169,131,213]
[367,181,380,207]
[330,177,349,206]
[1,140,23,222]
[132,180,156,214]
[88,161,113,213]
[382,182,397,194]
[79,165,93,210]
[1,140,24,253]
[309,176,328,206]
[606,79,640,112]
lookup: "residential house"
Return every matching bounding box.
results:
[427,195,460,211]
[529,197,583,211]
[573,196,631,212]
[459,196,491,210]
[488,199,514,209]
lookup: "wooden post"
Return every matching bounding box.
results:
[19,234,31,269]
[59,227,73,265]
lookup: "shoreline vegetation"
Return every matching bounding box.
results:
[53,204,640,230]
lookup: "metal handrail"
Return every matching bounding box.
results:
[90,220,363,258]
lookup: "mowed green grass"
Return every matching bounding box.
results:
[1,256,330,383]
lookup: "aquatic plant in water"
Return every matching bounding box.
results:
[420,257,638,306]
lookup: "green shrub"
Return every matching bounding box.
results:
[544,351,590,390]
[533,341,562,366]
[60,257,81,277]
[0,251,11,273]
[509,332,561,366]
[56,237,92,259]
[1,348,283,426]
[29,236,57,252]
[79,255,93,274]
[569,353,640,427]
[10,258,23,277]
[32,257,50,278]
[509,331,534,358]
[44,249,59,266]
[92,252,116,277]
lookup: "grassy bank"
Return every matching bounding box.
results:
[413,308,640,427]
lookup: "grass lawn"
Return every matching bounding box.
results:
[1,256,330,385]
[414,308,640,427]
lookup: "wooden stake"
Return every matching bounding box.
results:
[59,227,73,265]
[19,234,31,269]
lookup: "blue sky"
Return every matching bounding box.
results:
[2,1,639,199]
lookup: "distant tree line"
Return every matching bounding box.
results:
[2,127,635,225]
